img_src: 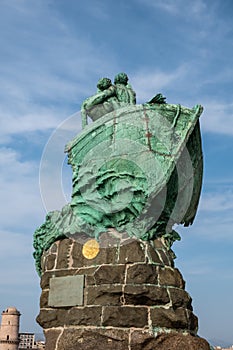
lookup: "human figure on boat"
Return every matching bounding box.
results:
[81,77,117,129]
[114,72,136,105]
[81,73,136,129]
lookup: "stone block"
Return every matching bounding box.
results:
[48,275,84,307]
[66,306,102,326]
[85,285,123,305]
[56,328,129,350]
[118,240,146,264]
[36,308,68,328]
[158,266,185,288]
[94,246,118,264]
[41,271,53,290]
[71,241,83,267]
[130,330,159,350]
[126,264,158,284]
[142,333,210,350]
[77,266,98,275]
[157,249,171,266]
[40,290,49,308]
[50,242,58,253]
[168,287,192,309]
[44,254,56,271]
[102,306,148,327]
[153,238,165,249]
[187,309,199,331]
[146,244,164,264]
[150,307,188,329]
[124,285,169,306]
[166,249,176,267]
[44,329,62,350]
[85,274,96,286]
[40,254,46,273]
[92,265,126,284]
[56,239,72,269]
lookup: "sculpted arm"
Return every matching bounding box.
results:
[81,86,116,128]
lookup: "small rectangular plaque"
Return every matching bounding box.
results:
[48,275,84,307]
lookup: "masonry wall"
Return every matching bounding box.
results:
[37,234,210,350]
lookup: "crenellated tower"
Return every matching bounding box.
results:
[0,307,21,350]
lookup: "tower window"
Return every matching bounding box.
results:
[7,335,9,340]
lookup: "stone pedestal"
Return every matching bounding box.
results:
[37,234,210,350]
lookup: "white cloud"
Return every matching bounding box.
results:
[178,258,216,277]
[0,229,37,287]
[0,109,63,143]
[0,148,44,230]
[131,65,189,102]
[39,113,79,212]
[200,102,233,135]
[0,148,34,175]
[137,0,207,18]
[0,1,117,143]
[0,230,30,258]
[182,212,233,241]
[83,1,110,20]
[200,190,233,212]
[175,184,233,243]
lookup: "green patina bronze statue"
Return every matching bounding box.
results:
[33,72,203,275]
[81,73,136,128]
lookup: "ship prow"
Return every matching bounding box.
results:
[66,103,203,239]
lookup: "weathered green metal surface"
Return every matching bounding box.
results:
[33,74,203,275]
[66,103,203,236]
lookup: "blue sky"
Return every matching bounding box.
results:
[0,0,233,346]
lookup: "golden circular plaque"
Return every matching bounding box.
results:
[82,239,100,259]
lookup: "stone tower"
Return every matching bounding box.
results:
[0,307,21,350]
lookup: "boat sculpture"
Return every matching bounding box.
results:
[33,73,203,275]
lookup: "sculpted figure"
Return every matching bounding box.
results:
[81,78,117,129]
[114,72,136,105]
[81,73,137,128]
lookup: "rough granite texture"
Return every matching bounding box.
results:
[37,235,210,349]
